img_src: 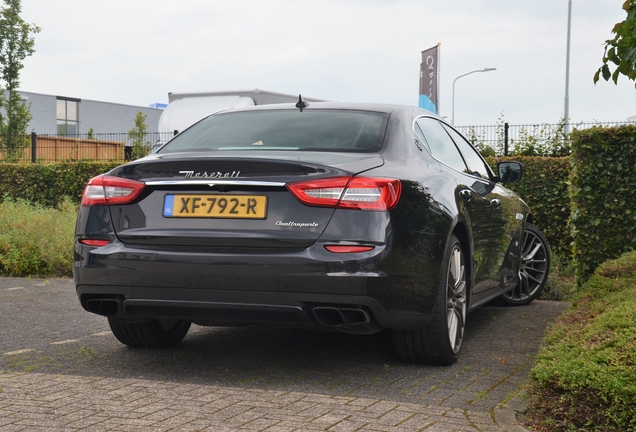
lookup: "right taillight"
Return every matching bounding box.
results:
[286,176,401,211]
[81,175,145,206]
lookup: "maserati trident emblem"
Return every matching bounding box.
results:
[179,170,244,179]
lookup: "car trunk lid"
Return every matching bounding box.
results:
[107,152,384,249]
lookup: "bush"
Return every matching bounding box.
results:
[486,156,571,259]
[527,251,636,431]
[0,198,77,277]
[0,161,119,207]
[570,125,636,284]
[541,251,576,301]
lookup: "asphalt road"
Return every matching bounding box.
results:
[0,277,568,431]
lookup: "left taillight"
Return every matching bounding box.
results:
[286,176,401,211]
[79,239,111,247]
[81,175,145,206]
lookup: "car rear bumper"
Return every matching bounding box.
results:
[74,240,441,333]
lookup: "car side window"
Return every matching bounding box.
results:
[441,123,491,180]
[415,117,467,173]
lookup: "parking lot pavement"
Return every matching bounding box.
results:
[0,277,568,431]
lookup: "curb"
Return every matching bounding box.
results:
[494,389,531,432]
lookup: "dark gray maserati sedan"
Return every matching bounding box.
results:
[73,101,550,365]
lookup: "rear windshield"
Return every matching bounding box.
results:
[158,110,389,154]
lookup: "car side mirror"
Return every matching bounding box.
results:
[497,161,523,183]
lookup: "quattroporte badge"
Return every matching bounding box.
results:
[275,221,319,228]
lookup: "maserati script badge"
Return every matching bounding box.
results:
[179,170,244,179]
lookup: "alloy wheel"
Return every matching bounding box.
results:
[446,245,467,355]
[504,225,549,303]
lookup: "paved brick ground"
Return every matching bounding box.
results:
[0,277,568,431]
[0,373,522,431]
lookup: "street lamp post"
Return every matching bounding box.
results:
[452,68,497,126]
[564,0,572,135]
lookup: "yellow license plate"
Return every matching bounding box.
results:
[163,194,267,219]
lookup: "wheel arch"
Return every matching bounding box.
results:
[526,213,534,225]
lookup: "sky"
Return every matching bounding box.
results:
[17,0,636,126]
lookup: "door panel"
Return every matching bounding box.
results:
[414,116,525,297]
[457,177,509,294]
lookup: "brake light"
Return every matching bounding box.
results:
[81,175,145,206]
[287,177,401,211]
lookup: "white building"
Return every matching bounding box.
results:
[159,89,326,134]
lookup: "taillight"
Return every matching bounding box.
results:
[287,177,401,211]
[81,175,145,206]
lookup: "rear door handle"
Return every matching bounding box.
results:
[459,189,472,201]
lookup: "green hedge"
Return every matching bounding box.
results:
[0,161,119,207]
[487,156,571,259]
[570,125,636,283]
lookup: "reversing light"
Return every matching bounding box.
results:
[79,239,111,247]
[324,245,375,253]
[287,176,401,211]
[81,175,145,206]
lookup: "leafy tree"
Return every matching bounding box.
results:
[0,0,39,162]
[128,111,150,160]
[594,0,636,86]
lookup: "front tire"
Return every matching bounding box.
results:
[108,318,191,348]
[500,223,550,306]
[392,236,467,365]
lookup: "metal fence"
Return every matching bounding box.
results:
[1,121,635,163]
[456,121,635,156]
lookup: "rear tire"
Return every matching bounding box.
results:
[392,236,467,365]
[499,223,550,306]
[108,318,191,348]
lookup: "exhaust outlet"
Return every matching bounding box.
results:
[312,306,371,327]
[85,298,122,317]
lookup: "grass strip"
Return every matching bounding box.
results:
[0,197,76,277]
[527,251,636,431]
